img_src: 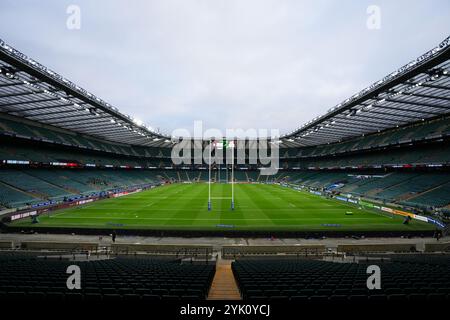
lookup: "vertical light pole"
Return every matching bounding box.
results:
[231,140,235,211]
[208,139,212,211]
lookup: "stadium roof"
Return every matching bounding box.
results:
[281,36,450,148]
[0,39,172,148]
[1,37,449,149]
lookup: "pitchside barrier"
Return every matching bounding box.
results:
[335,195,435,224]
[337,243,417,254]
[110,243,214,256]
[284,184,445,229]
[424,242,450,252]
[221,245,326,258]
[20,241,98,251]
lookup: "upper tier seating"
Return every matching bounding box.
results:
[280,116,450,159]
[0,117,171,159]
[282,144,450,169]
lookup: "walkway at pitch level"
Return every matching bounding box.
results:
[207,260,241,300]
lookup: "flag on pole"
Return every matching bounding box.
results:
[223,139,235,149]
[230,139,235,210]
[212,139,235,150]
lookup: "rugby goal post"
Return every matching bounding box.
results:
[208,139,235,211]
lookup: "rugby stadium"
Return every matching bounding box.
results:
[0,2,449,310]
[1,38,449,237]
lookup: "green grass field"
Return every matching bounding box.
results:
[11,183,434,232]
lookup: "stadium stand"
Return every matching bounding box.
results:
[403,182,450,209]
[279,170,450,210]
[0,181,38,208]
[0,165,449,212]
[280,116,450,160]
[1,109,449,214]
[246,171,259,182]
[0,254,215,301]
[0,167,165,208]
[0,169,72,201]
[232,257,450,301]
[0,115,171,160]
[1,15,450,309]
[0,36,449,235]
[232,171,248,182]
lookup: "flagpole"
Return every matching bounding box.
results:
[208,139,211,211]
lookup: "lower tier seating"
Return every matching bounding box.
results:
[0,255,215,301]
[232,258,450,301]
[281,171,450,210]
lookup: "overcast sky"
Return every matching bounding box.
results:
[0,0,449,136]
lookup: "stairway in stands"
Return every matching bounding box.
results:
[207,260,241,300]
[405,181,450,202]
[0,180,40,201]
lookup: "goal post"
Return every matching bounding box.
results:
[208,139,212,211]
[207,138,235,211]
[231,139,234,210]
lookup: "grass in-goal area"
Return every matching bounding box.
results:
[10,183,434,232]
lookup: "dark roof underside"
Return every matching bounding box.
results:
[0,39,171,148]
[1,37,449,149]
[281,36,450,148]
